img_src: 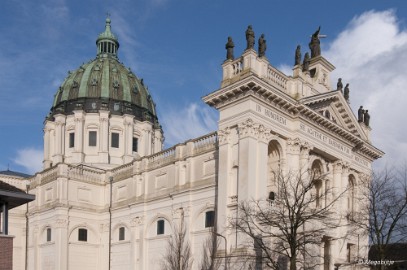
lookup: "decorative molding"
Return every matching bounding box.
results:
[237,118,272,142]
[286,138,301,155]
[130,216,144,227]
[55,219,68,228]
[218,127,231,145]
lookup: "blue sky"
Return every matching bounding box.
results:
[1,0,407,174]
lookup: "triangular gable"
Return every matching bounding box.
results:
[300,91,369,141]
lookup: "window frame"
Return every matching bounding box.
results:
[46,227,51,242]
[78,228,88,242]
[69,132,75,148]
[88,131,97,147]
[119,227,125,241]
[205,210,215,228]
[157,220,165,235]
[111,132,120,148]
[132,137,138,153]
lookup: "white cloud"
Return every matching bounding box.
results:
[160,102,218,146]
[13,148,43,174]
[324,10,407,168]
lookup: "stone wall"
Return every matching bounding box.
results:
[0,235,14,270]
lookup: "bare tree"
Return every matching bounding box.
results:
[232,171,345,270]
[199,231,222,270]
[357,166,407,263]
[162,216,193,270]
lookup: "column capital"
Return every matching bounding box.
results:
[237,118,272,142]
[218,127,231,145]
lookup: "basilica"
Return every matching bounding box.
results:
[1,18,383,270]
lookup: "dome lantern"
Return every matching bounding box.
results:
[96,16,119,57]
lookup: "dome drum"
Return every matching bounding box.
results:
[49,97,159,126]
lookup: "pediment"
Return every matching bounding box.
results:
[300,91,369,141]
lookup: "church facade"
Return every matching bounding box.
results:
[3,19,383,270]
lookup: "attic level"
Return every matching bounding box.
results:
[221,46,335,100]
[220,26,335,100]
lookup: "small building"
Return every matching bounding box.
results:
[0,178,35,270]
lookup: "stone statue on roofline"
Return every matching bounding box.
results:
[225,36,234,60]
[364,110,370,126]
[245,25,255,50]
[295,45,301,66]
[358,106,364,122]
[309,26,321,58]
[258,34,267,57]
[337,78,343,92]
[344,83,350,101]
[302,52,310,72]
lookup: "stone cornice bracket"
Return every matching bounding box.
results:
[218,127,231,145]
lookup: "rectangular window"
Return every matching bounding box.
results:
[119,227,125,241]
[157,220,165,235]
[69,132,75,148]
[78,228,87,242]
[132,137,138,152]
[89,131,97,146]
[46,228,51,242]
[111,132,119,148]
[205,211,215,228]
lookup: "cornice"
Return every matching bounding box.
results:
[204,74,383,160]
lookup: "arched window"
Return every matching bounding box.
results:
[119,227,125,241]
[157,220,165,235]
[311,160,324,208]
[46,227,51,242]
[78,228,87,242]
[268,140,281,192]
[205,210,215,228]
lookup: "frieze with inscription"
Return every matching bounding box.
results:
[299,123,370,169]
[255,104,287,126]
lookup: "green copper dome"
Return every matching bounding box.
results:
[48,18,158,126]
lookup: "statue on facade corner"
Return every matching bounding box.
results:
[337,78,343,92]
[302,52,310,72]
[309,26,321,58]
[295,45,301,66]
[258,34,267,57]
[225,36,235,60]
[245,25,255,50]
[358,106,364,122]
[344,83,350,101]
[364,110,370,126]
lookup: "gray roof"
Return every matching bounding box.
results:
[0,170,31,178]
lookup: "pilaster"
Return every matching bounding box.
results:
[285,138,302,173]
[73,111,85,163]
[54,114,66,164]
[43,125,52,169]
[99,111,109,163]
[55,218,68,270]
[123,115,135,163]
